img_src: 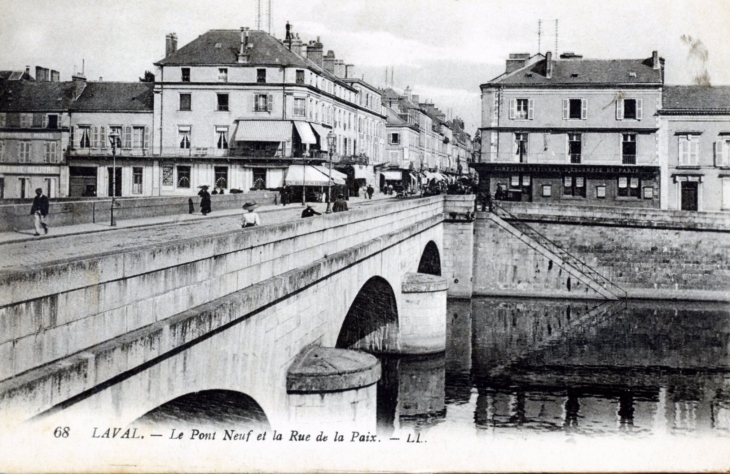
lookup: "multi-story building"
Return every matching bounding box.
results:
[474,51,664,208]
[67,81,154,197]
[152,28,385,195]
[659,86,730,212]
[0,67,76,199]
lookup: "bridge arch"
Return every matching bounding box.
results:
[336,276,399,353]
[134,390,271,429]
[417,240,442,276]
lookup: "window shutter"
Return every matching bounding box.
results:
[93,127,99,148]
[636,99,643,120]
[528,99,534,120]
[251,94,256,112]
[42,115,48,128]
[616,100,624,120]
[267,94,273,112]
[144,126,150,149]
[124,126,132,148]
[72,126,79,148]
[715,140,724,166]
[581,99,587,120]
[100,126,106,149]
[562,99,569,120]
[509,99,515,119]
[690,137,699,165]
[679,137,688,165]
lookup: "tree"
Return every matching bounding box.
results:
[139,70,155,82]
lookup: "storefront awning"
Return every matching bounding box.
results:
[310,123,331,152]
[352,165,368,179]
[294,121,317,145]
[234,120,292,142]
[312,165,347,184]
[383,171,403,181]
[285,165,345,186]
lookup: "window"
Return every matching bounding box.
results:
[622,134,637,164]
[643,187,654,199]
[541,184,552,197]
[618,175,641,197]
[218,68,228,82]
[46,114,59,129]
[180,93,191,111]
[178,126,191,149]
[181,68,190,82]
[109,126,122,148]
[162,164,174,186]
[217,93,229,111]
[293,98,305,117]
[43,142,57,163]
[596,185,606,198]
[78,126,91,148]
[296,70,304,84]
[254,93,272,112]
[123,126,133,149]
[257,68,266,83]
[18,142,31,162]
[515,133,528,162]
[389,133,400,145]
[617,98,643,120]
[177,166,191,188]
[715,139,730,167]
[132,126,145,148]
[563,175,586,197]
[214,166,228,188]
[216,126,228,149]
[563,99,586,120]
[510,98,531,120]
[568,133,582,163]
[20,113,32,128]
[132,167,143,194]
[678,134,698,166]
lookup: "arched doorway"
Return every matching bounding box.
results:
[336,276,399,353]
[417,241,442,276]
[134,390,271,430]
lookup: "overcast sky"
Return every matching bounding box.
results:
[2,0,729,133]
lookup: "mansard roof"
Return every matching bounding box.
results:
[73,82,153,112]
[484,57,663,88]
[661,85,730,114]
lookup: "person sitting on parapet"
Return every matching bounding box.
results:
[332,194,348,213]
[301,205,321,218]
[241,202,260,228]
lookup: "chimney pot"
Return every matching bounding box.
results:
[652,50,659,69]
[505,53,531,74]
[545,51,553,79]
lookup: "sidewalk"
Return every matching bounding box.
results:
[0,192,393,246]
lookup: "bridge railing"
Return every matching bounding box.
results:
[490,201,628,300]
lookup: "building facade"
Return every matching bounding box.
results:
[474,51,664,208]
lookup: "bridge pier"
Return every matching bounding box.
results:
[399,273,449,354]
[286,346,381,430]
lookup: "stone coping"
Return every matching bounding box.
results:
[286,346,381,393]
[401,272,449,293]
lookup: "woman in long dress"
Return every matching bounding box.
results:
[198,186,212,215]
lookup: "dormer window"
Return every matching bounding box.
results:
[257,69,266,83]
[218,68,228,82]
[571,73,579,78]
[181,68,190,82]
[629,72,637,78]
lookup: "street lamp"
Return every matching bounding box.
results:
[325,130,337,214]
[108,130,120,226]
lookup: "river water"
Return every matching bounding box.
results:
[137,297,730,439]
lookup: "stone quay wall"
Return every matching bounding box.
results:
[0,191,277,231]
[474,202,730,301]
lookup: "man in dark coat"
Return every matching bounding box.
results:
[198,186,212,215]
[281,186,289,206]
[366,184,374,200]
[332,195,348,212]
[30,188,49,236]
[301,205,321,218]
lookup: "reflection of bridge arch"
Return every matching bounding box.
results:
[417,241,442,276]
[336,276,399,353]
[135,390,270,429]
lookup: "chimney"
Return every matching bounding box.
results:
[412,94,420,105]
[345,64,354,79]
[291,33,303,56]
[545,51,553,79]
[652,50,659,69]
[71,71,87,99]
[99,77,103,81]
[51,70,60,82]
[25,65,30,77]
[334,59,345,78]
[238,27,251,63]
[171,33,178,54]
[166,33,178,57]
[323,50,336,74]
[35,66,44,81]
[505,53,530,74]
[307,38,323,68]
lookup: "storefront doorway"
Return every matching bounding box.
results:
[680,181,698,211]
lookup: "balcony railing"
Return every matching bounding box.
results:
[68,147,150,157]
[622,154,637,165]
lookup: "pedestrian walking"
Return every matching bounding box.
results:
[30,188,49,236]
[366,184,374,200]
[188,198,195,214]
[332,194,348,212]
[301,205,321,218]
[241,202,261,227]
[281,186,289,206]
[198,185,212,215]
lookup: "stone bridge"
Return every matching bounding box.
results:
[0,195,476,430]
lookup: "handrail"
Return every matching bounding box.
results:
[490,201,628,300]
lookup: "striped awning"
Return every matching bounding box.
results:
[312,165,347,184]
[310,123,331,151]
[234,120,291,142]
[284,165,346,186]
[294,121,317,145]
